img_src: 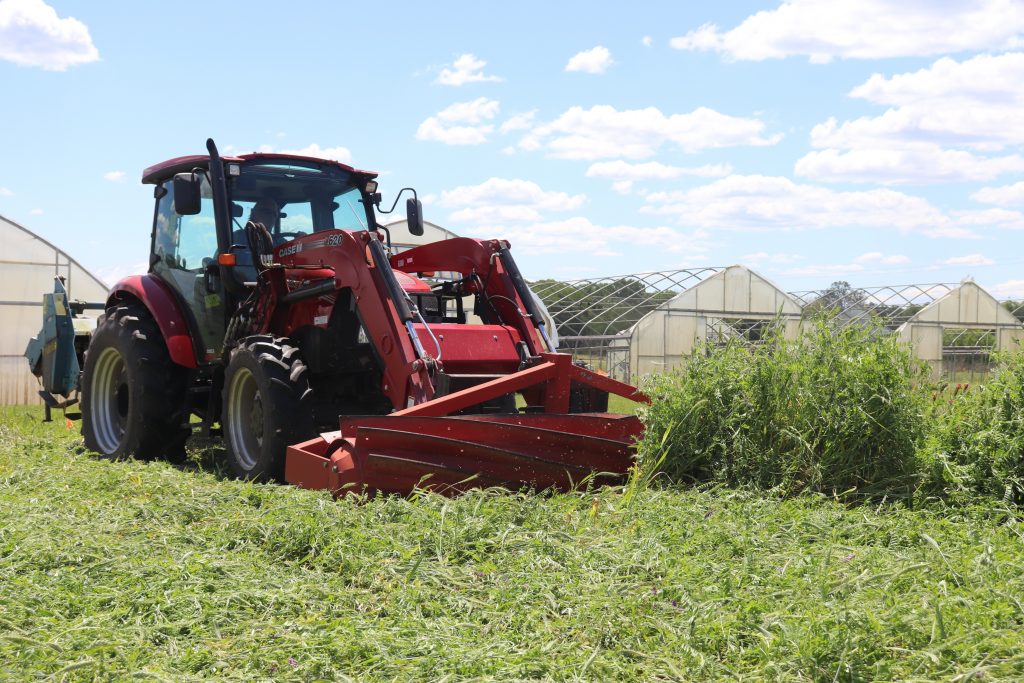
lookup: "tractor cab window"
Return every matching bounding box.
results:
[154,175,217,272]
[152,175,224,358]
[228,162,370,240]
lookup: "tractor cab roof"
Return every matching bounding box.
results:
[141,152,377,185]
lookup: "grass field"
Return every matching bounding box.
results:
[3,407,1024,681]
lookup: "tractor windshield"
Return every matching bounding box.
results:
[228,161,373,242]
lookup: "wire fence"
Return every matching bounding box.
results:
[531,268,722,338]
[530,268,721,381]
[530,270,1024,384]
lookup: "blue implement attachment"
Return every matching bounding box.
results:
[25,277,102,419]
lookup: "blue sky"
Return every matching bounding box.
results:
[3,0,1024,297]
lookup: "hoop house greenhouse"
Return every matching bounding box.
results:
[897,280,1024,380]
[0,214,109,405]
[628,265,803,379]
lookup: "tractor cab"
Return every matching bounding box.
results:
[142,153,385,361]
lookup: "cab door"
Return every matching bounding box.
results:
[150,177,226,362]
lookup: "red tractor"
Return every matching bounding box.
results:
[77,139,646,495]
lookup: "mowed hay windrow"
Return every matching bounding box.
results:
[2,407,1024,680]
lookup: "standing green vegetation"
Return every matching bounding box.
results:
[923,351,1024,504]
[639,319,929,499]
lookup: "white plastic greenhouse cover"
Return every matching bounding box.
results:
[384,219,460,252]
[629,265,803,378]
[896,280,1024,369]
[1,214,110,405]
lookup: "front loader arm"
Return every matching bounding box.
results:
[390,237,549,356]
[278,233,651,497]
[269,229,436,410]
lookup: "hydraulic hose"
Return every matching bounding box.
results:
[367,237,413,322]
[366,235,432,361]
[497,246,554,352]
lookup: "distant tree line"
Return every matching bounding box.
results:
[803,281,925,329]
[530,278,675,337]
[1003,300,1024,323]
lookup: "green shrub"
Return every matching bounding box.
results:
[638,319,929,498]
[923,351,1024,503]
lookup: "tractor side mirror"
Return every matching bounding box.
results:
[172,173,202,216]
[406,198,424,236]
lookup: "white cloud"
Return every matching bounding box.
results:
[0,0,99,70]
[741,252,802,265]
[783,263,867,277]
[435,97,500,124]
[611,180,634,195]
[30,208,43,215]
[795,145,1024,184]
[464,216,707,259]
[435,177,712,260]
[828,54,1024,150]
[641,36,653,47]
[103,170,126,183]
[798,52,1024,184]
[0,187,13,197]
[449,205,548,223]
[643,174,977,238]
[941,254,995,266]
[971,181,1024,206]
[565,46,614,74]
[854,252,910,265]
[518,105,780,160]
[953,207,1024,230]
[251,143,354,164]
[989,279,1024,298]
[850,52,1024,108]
[499,110,537,133]
[280,143,353,164]
[435,54,502,86]
[586,160,733,181]
[782,252,911,278]
[417,98,499,146]
[438,177,585,224]
[669,0,1024,63]
[416,121,492,146]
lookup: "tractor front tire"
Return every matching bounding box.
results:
[222,336,314,481]
[81,302,189,459]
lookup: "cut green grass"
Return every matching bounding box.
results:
[514,392,641,414]
[606,392,641,415]
[2,406,1024,681]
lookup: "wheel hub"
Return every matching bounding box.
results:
[226,366,263,471]
[90,346,128,454]
[249,394,264,442]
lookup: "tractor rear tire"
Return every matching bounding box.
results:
[222,336,315,481]
[81,302,189,459]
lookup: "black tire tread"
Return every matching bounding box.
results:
[81,301,189,459]
[222,336,315,480]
